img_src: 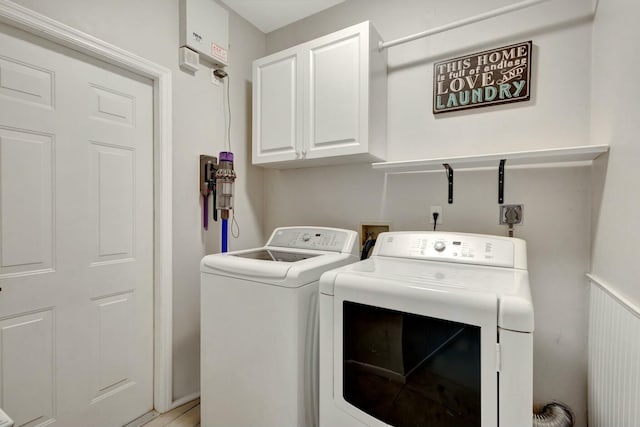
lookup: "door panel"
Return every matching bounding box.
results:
[90,142,135,262]
[0,56,54,108]
[0,22,153,427]
[0,129,54,276]
[305,32,365,158]
[90,292,135,403]
[0,310,55,426]
[90,85,135,126]
[253,49,302,163]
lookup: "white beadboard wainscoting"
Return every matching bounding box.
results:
[588,275,640,427]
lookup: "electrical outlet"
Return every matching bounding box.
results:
[429,206,443,224]
[211,69,221,86]
[499,204,524,225]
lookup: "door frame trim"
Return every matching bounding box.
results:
[0,0,174,413]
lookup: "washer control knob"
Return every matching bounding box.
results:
[434,241,446,252]
[302,233,311,242]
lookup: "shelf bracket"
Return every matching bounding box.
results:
[443,163,454,204]
[498,159,506,204]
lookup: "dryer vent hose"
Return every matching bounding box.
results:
[533,402,574,427]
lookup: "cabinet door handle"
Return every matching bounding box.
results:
[302,149,307,157]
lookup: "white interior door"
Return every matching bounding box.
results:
[0,22,153,427]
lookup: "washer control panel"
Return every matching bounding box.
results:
[375,232,517,268]
[268,227,357,253]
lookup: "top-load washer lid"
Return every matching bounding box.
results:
[201,227,359,288]
[231,249,320,262]
[319,231,533,332]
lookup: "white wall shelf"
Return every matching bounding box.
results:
[372,145,609,204]
[371,145,609,173]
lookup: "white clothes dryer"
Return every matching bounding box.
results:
[201,227,359,427]
[319,232,534,427]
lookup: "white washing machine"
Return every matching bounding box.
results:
[201,226,359,427]
[319,232,534,427]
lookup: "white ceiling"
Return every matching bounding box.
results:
[220,0,347,33]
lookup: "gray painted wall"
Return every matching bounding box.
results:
[591,0,640,306]
[264,1,594,424]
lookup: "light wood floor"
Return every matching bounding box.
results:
[126,399,200,427]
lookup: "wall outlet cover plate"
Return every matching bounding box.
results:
[499,204,524,225]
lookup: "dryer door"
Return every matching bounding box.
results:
[333,275,498,427]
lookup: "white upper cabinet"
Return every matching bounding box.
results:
[253,21,387,168]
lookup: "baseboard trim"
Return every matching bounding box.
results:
[123,410,159,427]
[171,392,201,411]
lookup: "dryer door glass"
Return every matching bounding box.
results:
[343,301,481,427]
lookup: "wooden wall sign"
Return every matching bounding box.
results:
[433,41,532,114]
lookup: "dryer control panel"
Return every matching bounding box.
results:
[372,232,527,269]
[267,227,358,254]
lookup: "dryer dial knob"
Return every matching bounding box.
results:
[302,233,311,242]
[434,241,446,252]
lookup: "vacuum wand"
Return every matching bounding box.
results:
[216,151,236,251]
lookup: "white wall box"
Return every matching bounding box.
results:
[179,0,229,67]
[252,21,387,168]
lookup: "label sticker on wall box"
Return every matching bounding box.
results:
[433,41,532,114]
[211,43,228,65]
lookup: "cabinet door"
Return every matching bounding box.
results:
[253,48,303,164]
[304,25,368,159]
